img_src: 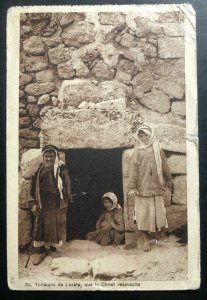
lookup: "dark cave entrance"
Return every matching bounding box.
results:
[65,148,125,240]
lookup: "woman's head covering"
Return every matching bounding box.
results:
[42,145,64,199]
[102,192,122,211]
[132,124,164,185]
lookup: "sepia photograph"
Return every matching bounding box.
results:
[7,4,199,290]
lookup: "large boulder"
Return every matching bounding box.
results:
[61,21,96,48]
[51,257,91,278]
[58,79,131,108]
[172,175,187,205]
[158,37,184,58]
[20,149,42,179]
[40,108,141,149]
[23,36,46,55]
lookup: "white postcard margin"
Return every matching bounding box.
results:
[6,4,200,290]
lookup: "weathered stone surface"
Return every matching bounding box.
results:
[25,82,55,96]
[61,21,96,48]
[155,80,184,100]
[132,70,154,99]
[19,90,25,98]
[20,25,32,36]
[158,37,184,58]
[139,89,171,114]
[134,17,163,37]
[115,69,131,85]
[120,33,137,48]
[59,79,131,108]
[19,129,40,141]
[20,149,42,179]
[166,205,187,230]
[95,98,126,110]
[92,255,136,279]
[51,257,91,278]
[72,60,90,78]
[57,60,75,79]
[19,177,32,209]
[33,118,43,129]
[171,101,186,117]
[42,21,58,37]
[27,95,37,103]
[23,36,46,55]
[19,101,26,108]
[19,117,31,128]
[36,69,55,83]
[98,12,126,25]
[19,108,27,116]
[43,35,62,47]
[20,13,27,23]
[80,48,101,68]
[27,104,39,117]
[167,155,186,174]
[60,13,86,27]
[19,72,33,87]
[20,138,38,149]
[151,123,186,153]
[39,105,53,117]
[172,175,187,205]
[118,59,139,76]
[162,23,184,36]
[38,94,50,105]
[48,45,71,65]
[51,96,59,106]
[19,209,32,246]
[91,62,115,81]
[41,108,141,149]
[24,56,48,72]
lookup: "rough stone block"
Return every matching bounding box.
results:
[158,37,184,58]
[27,104,40,117]
[19,72,33,87]
[98,12,126,25]
[91,61,115,81]
[36,69,55,83]
[25,82,55,96]
[20,149,42,179]
[23,36,46,55]
[166,205,187,231]
[18,208,32,246]
[48,45,71,65]
[167,155,186,174]
[58,79,131,108]
[171,101,186,117]
[19,129,40,141]
[57,60,75,79]
[38,94,50,105]
[140,89,171,114]
[19,177,32,209]
[61,21,96,48]
[24,56,49,72]
[172,175,187,205]
[95,98,126,110]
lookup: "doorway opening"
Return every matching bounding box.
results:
[65,148,126,241]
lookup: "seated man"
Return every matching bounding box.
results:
[86,192,125,246]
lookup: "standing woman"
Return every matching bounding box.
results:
[127,125,172,251]
[29,145,72,265]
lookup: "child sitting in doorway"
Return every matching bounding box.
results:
[86,192,125,246]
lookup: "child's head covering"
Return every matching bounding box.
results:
[42,145,63,199]
[132,124,164,185]
[102,192,121,211]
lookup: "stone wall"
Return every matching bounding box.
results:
[19,11,187,246]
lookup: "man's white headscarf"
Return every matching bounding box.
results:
[132,124,164,186]
[42,145,64,200]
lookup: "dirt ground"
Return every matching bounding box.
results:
[18,234,187,285]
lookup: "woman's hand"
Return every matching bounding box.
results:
[127,189,139,199]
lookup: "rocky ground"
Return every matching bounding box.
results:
[19,235,187,284]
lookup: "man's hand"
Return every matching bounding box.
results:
[127,189,139,199]
[31,204,40,216]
